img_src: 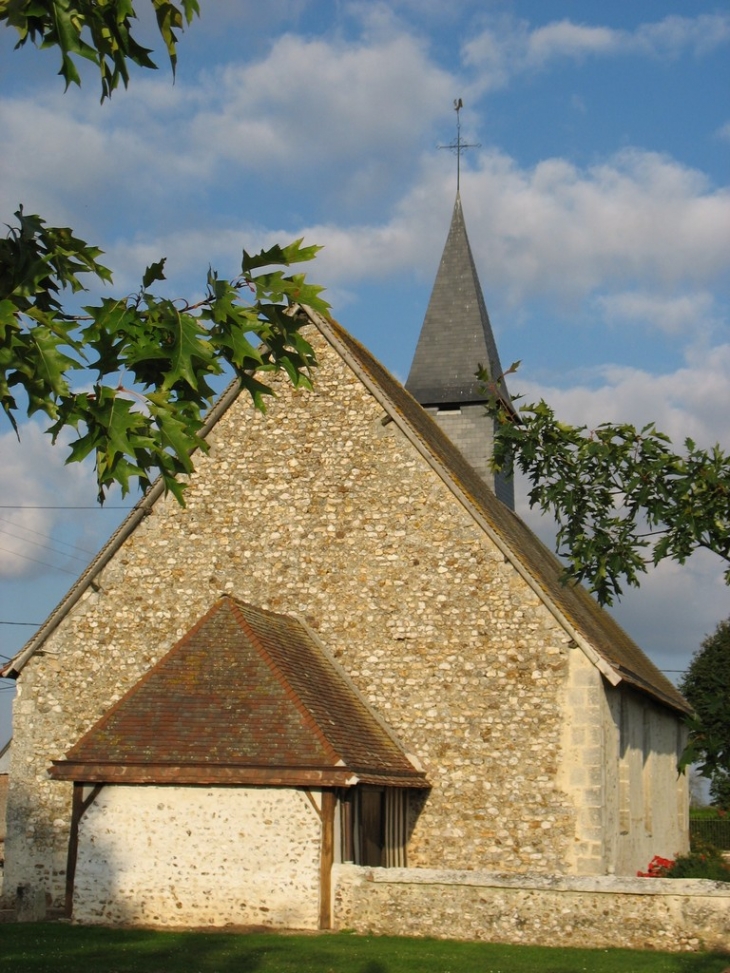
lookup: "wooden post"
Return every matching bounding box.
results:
[64,784,84,918]
[319,789,336,930]
[64,783,103,919]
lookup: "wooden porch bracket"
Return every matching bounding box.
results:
[64,782,103,918]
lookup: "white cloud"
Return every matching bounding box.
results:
[515,342,730,450]
[279,148,730,306]
[1,23,455,227]
[463,12,730,91]
[0,88,210,233]
[0,422,101,580]
[716,121,730,143]
[595,291,719,336]
[75,143,730,340]
[634,14,730,58]
[187,31,452,177]
[3,10,727,316]
[526,20,619,65]
[455,150,729,303]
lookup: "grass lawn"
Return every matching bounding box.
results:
[1,925,728,973]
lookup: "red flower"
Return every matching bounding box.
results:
[637,855,674,877]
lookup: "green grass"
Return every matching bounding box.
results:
[0,925,728,973]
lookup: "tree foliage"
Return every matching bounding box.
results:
[679,619,730,807]
[2,2,330,504]
[484,371,730,606]
[1,0,199,100]
[1,207,327,503]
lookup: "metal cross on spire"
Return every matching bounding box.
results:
[438,98,481,192]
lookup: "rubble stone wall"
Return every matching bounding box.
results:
[2,328,685,910]
[333,865,730,951]
[73,785,321,927]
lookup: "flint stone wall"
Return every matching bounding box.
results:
[333,864,730,951]
[73,785,321,927]
[3,327,686,910]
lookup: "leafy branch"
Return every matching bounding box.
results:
[1,207,328,503]
[677,619,730,802]
[483,365,730,606]
[1,0,199,100]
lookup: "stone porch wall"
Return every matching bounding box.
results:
[333,864,730,951]
[74,785,322,928]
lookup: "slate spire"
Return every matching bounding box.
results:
[406,193,514,508]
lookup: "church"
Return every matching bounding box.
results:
[1,192,690,929]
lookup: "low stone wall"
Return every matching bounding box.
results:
[333,865,730,951]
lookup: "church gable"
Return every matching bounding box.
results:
[3,305,689,910]
[8,323,583,885]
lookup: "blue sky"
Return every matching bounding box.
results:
[1,1,729,744]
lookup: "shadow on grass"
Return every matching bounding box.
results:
[1,925,728,973]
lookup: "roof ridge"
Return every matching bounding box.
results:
[225,598,346,767]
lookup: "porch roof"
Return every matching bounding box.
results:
[50,597,428,789]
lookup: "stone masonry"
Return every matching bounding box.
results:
[73,785,321,927]
[3,322,687,911]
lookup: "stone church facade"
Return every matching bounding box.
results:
[1,197,690,928]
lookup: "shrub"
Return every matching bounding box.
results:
[665,839,730,882]
[638,840,730,882]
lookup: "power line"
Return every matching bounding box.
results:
[0,544,79,576]
[0,525,90,565]
[0,515,95,557]
[0,621,40,627]
[0,505,132,510]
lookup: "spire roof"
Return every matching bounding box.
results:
[406,193,508,405]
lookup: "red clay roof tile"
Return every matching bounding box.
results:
[50,597,428,788]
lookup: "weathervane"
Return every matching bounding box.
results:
[438,98,481,192]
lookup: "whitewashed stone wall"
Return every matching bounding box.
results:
[557,650,688,877]
[609,689,689,876]
[3,327,687,911]
[333,865,730,951]
[73,785,321,927]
